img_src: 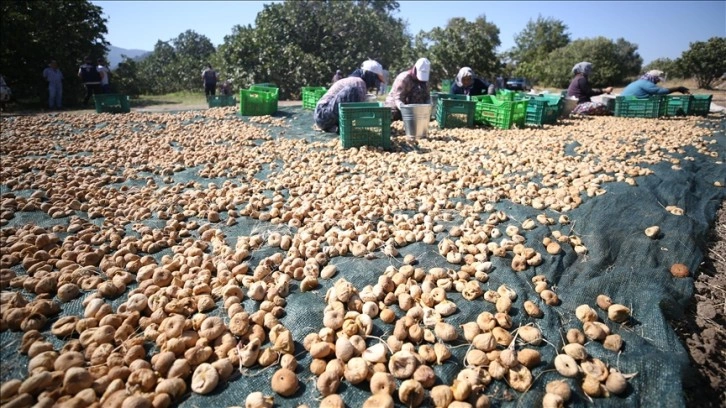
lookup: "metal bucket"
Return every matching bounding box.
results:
[601,95,616,113]
[400,104,432,138]
[561,97,578,118]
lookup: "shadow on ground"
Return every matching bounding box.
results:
[130,98,183,108]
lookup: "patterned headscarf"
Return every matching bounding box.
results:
[572,62,593,76]
[641,70,665,84]
[455,67,474,88]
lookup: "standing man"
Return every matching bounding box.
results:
[42,60,64,110]
[202,64,217,97]
[97,58,111,93]
[78,56,101,106]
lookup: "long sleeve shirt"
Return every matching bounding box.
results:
[43,67,63,85]
[385,71,430,110]
[566,75,603,103]
[316,77,367,107]
[620,79,670,98]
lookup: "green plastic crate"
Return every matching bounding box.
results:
[436,95,476,129]
[471,95,528,129]
[250,85,279,96]
[239,89,277,116]
[302,86,327,110]
[441,79,452,93]
[535,94,565,105]
[94,94,130,114]
[690,94,712,116]
[614,96,665,118]
[664,95,692,116]
[524,96,562,126]
[442,94,469,101]
[496,89,521,101]
[338,102,391,150]
[430,92,449,119]
[207,95,236,108]
[249,85,279,113]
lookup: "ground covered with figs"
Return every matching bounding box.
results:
[0,106,724,408]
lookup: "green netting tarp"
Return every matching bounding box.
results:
[1,106,725,408]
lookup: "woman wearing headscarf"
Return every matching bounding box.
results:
[385,58,431,121]
[566,61,613,115]
[314,59,384,133]
[450,67,495,96]
[621,70,689,98]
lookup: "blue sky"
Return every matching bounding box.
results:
[92,1,725,64]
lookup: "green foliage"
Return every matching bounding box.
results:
[417,16,501,88]
[357,0,400,14]
[112,57,143,97]
[216,0,411,99]
[135,30,216,94]
[677,37,726,89]
[613,38,642,79]
[0,0,108,103]
[510,15,570,82]
[216,25,258,90]
[643,58,684,80]
[172,30,217,90]
[137,41,177,94]
[537,37,642,88]
[2,1,675,104]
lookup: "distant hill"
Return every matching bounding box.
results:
[107,45,151,69]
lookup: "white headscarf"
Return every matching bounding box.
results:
[641,70,665,84]
[455,67,474,87]
[572,62,593,76]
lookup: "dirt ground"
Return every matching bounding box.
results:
[673,203,726,407]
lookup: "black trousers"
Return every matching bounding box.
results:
[83,84,99,105]
[205,84,216,97]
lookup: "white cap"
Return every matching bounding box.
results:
[415,58,430,82]
[361,60,383,76]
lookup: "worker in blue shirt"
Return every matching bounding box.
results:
[621,70,689,98]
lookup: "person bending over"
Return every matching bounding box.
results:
[385,58,431,121]
[621,70,689,98]
[314,59,384,133]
